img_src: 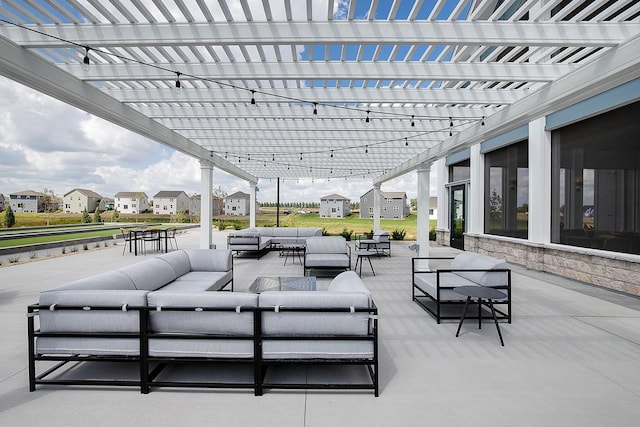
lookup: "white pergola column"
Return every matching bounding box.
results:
[249,182,257,228]
[529,117,551,244]
[436,158,448,231]
[199,160,213,249]
[373,183,381,232]
[468,145,484,235]
[416,162,432,262]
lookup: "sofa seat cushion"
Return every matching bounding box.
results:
[305,254,350,268]
[36,337,139,356]
[149,339,254,359]
[38,290,149,333]
[259,291,371,336]
[414,272,508,302]
[305,236,348,254]
[147,292,258,336]
[119,258,178,291]
[327,271,370,294]
[158,271,232,292]
[262,340,374,360]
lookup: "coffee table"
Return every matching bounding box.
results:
[248,276,317,293]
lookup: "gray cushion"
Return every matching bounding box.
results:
[305,254,350,268]
[451,252,509,286]
[328,271,370,294]
[119,258,178,291]
[259,291,371,336]
[272,227,298,237]
[149,339,254,358]
[156,250,192,277]
[262,340,374,360]
[184,249,232,272]
[52,271,136,291]
[147,292,258,336]
[36,337,139,356]
[159,271,232,292]
[38,289,148,333]
[305,236,348,254]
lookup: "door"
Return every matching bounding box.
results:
[450,185,466,250]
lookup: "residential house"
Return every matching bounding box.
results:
[63,188,103,213]
[189,194,224,217]
[153,191,189,215]
[225,191,251,216]
[0,193,5,211]
[429,196,438,220]
[360,189,410,219]
[114,192,150,214]
[9,190,47,213]
[319,194,351,218]
[99,198,115,211]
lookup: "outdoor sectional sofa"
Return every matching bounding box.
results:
[27,249,378,396]
[412,251,511,324]
[227,227,323,258]
[304,236,352,276]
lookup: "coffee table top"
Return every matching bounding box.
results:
[248,276,317,293]
[454,285,506,300]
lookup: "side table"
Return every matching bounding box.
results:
[354,250,377,276]
[454,285,507,346]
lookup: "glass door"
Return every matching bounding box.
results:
[450,185,466,250]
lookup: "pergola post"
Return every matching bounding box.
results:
[416,163,432,268]
[373,183,381,232]
[249,182,257,229]
[199,160,214,249]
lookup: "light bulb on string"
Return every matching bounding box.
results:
[312,102,318,118]
[82,47,90,72]
[250,90,257,110]
[364,110,371,127]
[481,116,485,126]
[175,72,182,94]
[410,115,415,127]
[405,138,409,146]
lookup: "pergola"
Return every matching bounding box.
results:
[1,0,639,249]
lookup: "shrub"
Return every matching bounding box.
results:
[111,209,120,222]
[29,252,38,259]
[93,210,101,223]
[339,228,353,241]
[81,208,91,223]
[429,227,436,241]
[9,256,20,263]
[3,205,16,228]
[391,228,406,240]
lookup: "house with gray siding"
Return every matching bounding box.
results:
[360,189,410,219]
[9,190,47,213]
[190,195,224,216]
[63,188,103,213]
[153,191,189,215]
[114,192,150,214]
[319,194,351,218]
[0,193,6,211]
[225,191,251,216]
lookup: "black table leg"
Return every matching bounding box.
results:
[456,296,472,338]
[366,256,375,276]
[478,298,482,330]
[488,299,505,346]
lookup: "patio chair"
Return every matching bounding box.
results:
[142,229,161,254]
[120,228,141,255]
[356,231,391,256]
[166,227,178,250]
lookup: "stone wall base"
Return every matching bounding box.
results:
[461,234,640,297]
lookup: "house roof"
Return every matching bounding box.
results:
[153,191,187,198]
[226,191,250,199]
[321,194,350,200]
[63,188,102,198]
[10,190,47,197]
[0,1,638,186]
[114,192,148,198]
[360,189,406,199]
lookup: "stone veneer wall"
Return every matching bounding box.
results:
[461,234,640,297]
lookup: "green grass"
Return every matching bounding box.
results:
[0,229,120,248]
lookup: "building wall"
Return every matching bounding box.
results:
[225,197,250,215]
[320,199,350,218]
[63,190,100,213]
[10,195,40,213]
[153,194,189,215]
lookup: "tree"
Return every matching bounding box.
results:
[3,205,16,228]
[111,209,120,222]
[81,208,91,223]
[93,209,101,223]
[410,198,417,210]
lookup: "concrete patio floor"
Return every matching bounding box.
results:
[1,228,640,427]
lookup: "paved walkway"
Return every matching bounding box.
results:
[1,229,640,426]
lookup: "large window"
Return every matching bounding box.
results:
[484,140,529,239]
[449,159,470,182]
[552,101,640,254]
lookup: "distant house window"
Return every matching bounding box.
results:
[429,209,434,215]
[368,207,373,214]
[393,206,399,211]
[123,204,129,209]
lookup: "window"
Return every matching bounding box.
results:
[552,101,640,254]
[449,159,470,182]
[484,139,529,239]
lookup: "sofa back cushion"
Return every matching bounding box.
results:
[327,271,370,294]
[272,227,298,237]
[305,236,347,254]
[297,227,323,238]
[255,227,274,237]
[184,249,232,272]
[147,292,258,336]
[38,289,148,333]
[53,271,137,291]
[451,252,509,286]
[156,250,192,277]
[119,258,178,291]
[373,231,390,243]
[259,291,371,336]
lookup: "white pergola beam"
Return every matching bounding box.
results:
[3,21,636,48]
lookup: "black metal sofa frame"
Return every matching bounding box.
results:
[412,256,511,324]
[28,303,379,396]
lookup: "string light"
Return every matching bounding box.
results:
[364,110,371,127]
[482,115,485,126]
[330,150,334,158]
[250,90,256,109]
[405,138,408,146]
[410,115,415,127]
[175,72,181,94]
[82,47,90,71]
[312,102,318,117]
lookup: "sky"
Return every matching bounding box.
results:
[0,0,449,204]
[0,75,434,203]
